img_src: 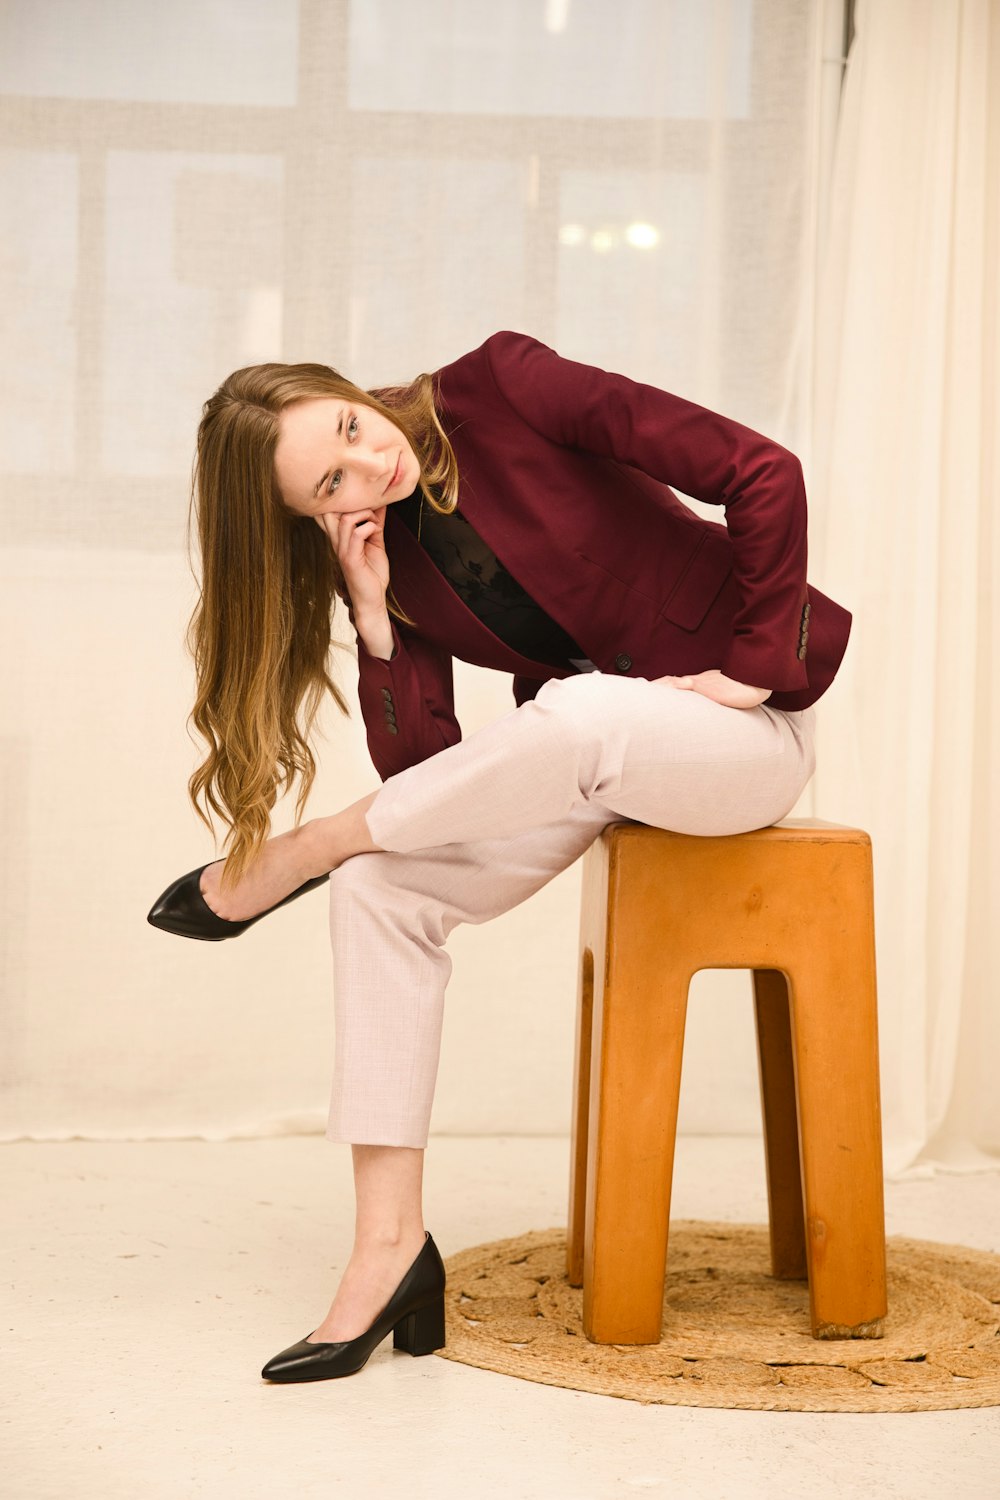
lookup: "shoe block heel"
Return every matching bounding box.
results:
[393,1294,446,1356]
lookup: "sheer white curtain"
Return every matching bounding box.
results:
[808,0,1000,1177]
[1,1,854,1143]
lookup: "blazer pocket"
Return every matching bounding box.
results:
[576,525,734,632]
[658,528,734,632]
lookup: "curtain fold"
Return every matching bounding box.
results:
[808,0,999,1176]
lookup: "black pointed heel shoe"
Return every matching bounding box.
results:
[260,1230,447,1384]
[146,860,330,941]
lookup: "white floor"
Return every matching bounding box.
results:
[4,1134,999,1500]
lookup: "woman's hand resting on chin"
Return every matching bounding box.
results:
[654,668,772,710]
[314,506,390,616]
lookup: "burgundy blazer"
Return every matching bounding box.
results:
[347,330,851,782]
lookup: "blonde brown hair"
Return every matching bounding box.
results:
[185,359,460,892]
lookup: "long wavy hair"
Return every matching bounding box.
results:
[185,357,461,893]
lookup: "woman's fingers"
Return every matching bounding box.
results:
[338,517,381,575]
[690,670,771,708]
[652,669,771,709]
[312,506,391,613]
[336,506,382,537]
[310,511,376,608]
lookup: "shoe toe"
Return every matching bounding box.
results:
[261,1334,337,1382]
[146,865,223,940]
[261,1326,389,1383]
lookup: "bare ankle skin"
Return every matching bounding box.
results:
[307,1143,426,1343]
[304,790,384,875]
[197,792,385,923]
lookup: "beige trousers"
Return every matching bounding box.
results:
[325,671,817,1148]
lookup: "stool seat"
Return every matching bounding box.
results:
[567,817,888,1344]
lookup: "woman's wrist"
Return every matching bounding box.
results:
[354,604,395,661]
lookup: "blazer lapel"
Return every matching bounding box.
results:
[384,501,577,683]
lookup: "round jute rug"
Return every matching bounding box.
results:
[434,1222,1000,1411]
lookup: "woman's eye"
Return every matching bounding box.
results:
[322,417,358,498]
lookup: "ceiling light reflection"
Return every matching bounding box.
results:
[558,223,587,246]
[625,222,659,249]
[559,222,661,252]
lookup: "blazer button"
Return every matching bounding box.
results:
[614,653,632,672]
[797,644,807,660]
[386,723,399,734]
[385,710,396,725]
[380,686,391,699]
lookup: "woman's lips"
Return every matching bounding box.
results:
[387,452,402,491]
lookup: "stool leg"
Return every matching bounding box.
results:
[753,967,808,1279]
[583,951,689,1345]
[567,944,595,1287]
[788,861,887,1337]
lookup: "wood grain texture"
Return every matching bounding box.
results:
[567,817,887,1344]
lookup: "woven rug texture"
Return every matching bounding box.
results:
[434,1222,1000,1412]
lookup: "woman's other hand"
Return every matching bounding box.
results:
[655,669,772,709]
[314,506,389,615]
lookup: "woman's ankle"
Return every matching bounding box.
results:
[305,794,383,875]
[353,1222,425,1251]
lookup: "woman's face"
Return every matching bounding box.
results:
[274,396,419,518]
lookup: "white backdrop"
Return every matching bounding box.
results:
[8,1,984,1181]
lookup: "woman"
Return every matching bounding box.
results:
[147,329,851,1384]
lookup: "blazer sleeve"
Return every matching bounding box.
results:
[483,329,810,694]
[345,598,462,781]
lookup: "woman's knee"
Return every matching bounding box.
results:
[327,852,453,954]
[327,848,395,904]
[533,670,633,742]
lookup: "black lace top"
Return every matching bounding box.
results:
[395,490,597,673]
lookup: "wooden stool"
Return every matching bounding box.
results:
[567,817,887,1344]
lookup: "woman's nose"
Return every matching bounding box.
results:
[361,450,391,484]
